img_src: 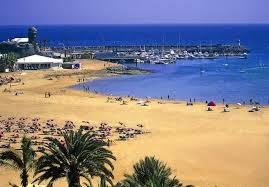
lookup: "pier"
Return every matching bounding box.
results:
[49,44,249,64]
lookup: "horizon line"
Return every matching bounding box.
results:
[1,22,269,27]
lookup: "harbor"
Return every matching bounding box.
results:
[0,26,249,66]
[49,43,249,64]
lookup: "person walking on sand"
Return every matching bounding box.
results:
[107,139,110,146]
[222,98,225,104]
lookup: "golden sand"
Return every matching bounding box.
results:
[0,59,269,187]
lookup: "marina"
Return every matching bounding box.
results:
[0,25,251,66]
[50,43,248,64]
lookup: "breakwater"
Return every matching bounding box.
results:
[49,44,249,64]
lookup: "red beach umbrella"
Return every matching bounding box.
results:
[208,101,216,106]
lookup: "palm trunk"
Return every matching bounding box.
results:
[20,169,28,187]
[100,176,107,187]
[67,172,81,187]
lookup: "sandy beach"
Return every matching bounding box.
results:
[0,59,269,187]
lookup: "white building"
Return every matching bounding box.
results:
[10,38,29,44]
[16,55,63,70]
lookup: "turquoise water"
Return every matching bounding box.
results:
[73,56,269,104]
[1,24,269,103]
[58,25,269,104]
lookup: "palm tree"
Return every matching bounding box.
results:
[121,156,182,187]
[0,53,17,72]
[0,136,36,187]
[34,130,116,187]
[6,53,17,70]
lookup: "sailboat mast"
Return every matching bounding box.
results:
[178,33,181,51]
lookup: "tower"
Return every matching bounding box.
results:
[28,26,38,44]
[238,39,241,46]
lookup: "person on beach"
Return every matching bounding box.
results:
[223,98,225,104]
[207,107,213,111]
[223,107,230,112]
[107,139,111,146]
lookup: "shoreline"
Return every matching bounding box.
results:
[71,63,269,107]
[0,59,269,187]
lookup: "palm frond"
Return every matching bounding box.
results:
[34,130,116,187]
[0,136,35,187]
[121,156,182,187]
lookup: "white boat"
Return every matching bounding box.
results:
[150,55,175,64]
[238,56,247,59]
[154,58,170,65]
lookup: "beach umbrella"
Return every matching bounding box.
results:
[208,101,216,106]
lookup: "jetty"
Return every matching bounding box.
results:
[49,44,249,64]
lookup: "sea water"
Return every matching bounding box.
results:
[1,24,269,104]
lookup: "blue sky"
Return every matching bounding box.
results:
[1,0,268,25]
